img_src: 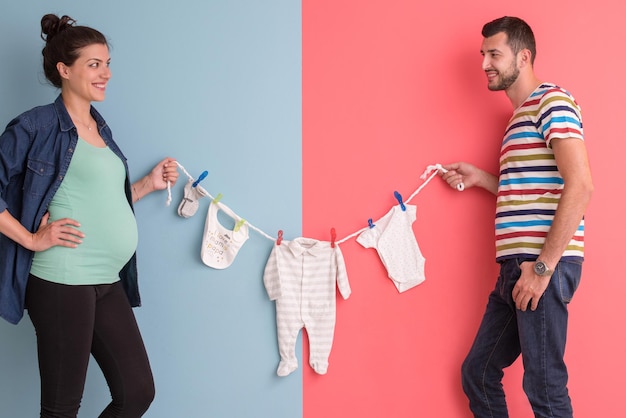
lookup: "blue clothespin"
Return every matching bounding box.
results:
[192,170,208,188]
[368,218,376,229]
[394,191,406,211]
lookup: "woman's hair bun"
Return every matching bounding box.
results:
[40,14,76,42]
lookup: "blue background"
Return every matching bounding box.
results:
[0,1,302,417]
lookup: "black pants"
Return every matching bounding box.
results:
[25,275,155,418]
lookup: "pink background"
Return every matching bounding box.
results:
[303,1,624,417]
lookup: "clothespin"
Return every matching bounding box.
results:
[212,193,223,204]
[368,218,375,229]
[234,218,246,232]
[330,227,337,248]
[276,230,284,246]
[192,170,208,188]
[394,191,406,211]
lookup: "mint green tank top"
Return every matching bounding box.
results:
[30,138,138,285]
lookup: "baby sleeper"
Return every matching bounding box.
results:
[263,237,351,376]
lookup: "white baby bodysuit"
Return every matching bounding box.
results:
[263,237,351,377]
[357,204,425,292]
[201,200,249,269]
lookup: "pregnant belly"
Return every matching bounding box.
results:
[31,202,138,284]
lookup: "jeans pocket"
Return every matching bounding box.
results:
[498,258,524,299]
[556,261,582,303]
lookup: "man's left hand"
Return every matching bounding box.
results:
[512,262,551,311]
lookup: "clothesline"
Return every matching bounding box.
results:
[165,162,462,244]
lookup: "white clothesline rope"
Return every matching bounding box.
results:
[166,162,462,244]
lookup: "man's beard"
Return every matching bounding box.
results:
[488,64,520,91]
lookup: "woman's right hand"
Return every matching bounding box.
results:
[30,212,84,252]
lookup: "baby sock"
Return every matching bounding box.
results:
[178,179,208,218]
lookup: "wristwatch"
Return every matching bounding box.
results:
[533,260,553,277]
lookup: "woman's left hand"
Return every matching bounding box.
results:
[149,157,179,191]
[133,157,179,202]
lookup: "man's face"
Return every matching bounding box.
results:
[480,32,520,91]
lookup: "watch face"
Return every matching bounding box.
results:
[534,261,548,275]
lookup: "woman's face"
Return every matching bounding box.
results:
[60,43,111,103]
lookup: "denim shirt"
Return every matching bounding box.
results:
[0,95,140,324]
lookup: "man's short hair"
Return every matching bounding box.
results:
[482,16,537,64]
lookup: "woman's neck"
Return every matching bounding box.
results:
[62,93,95,133]
[61,91,92,120]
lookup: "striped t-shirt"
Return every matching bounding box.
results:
[495,83,584,262]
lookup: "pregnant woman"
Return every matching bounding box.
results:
[0,13,179,417]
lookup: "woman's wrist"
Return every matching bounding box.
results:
[132,176,154,202]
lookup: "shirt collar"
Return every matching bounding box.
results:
[287,238,328,257]
[53,94,107,133]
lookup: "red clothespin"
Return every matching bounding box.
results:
[276,230,283,246]
[330,227,337,248]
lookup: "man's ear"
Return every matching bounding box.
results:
[518,48,533,68]
[56,62,70,80]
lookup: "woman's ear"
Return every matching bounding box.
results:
[56,62,70,80]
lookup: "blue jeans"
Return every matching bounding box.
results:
[461,258,582,418]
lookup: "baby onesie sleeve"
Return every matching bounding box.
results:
[356,228,376,249]
[263,246,282,301]
[334,246,351,300]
